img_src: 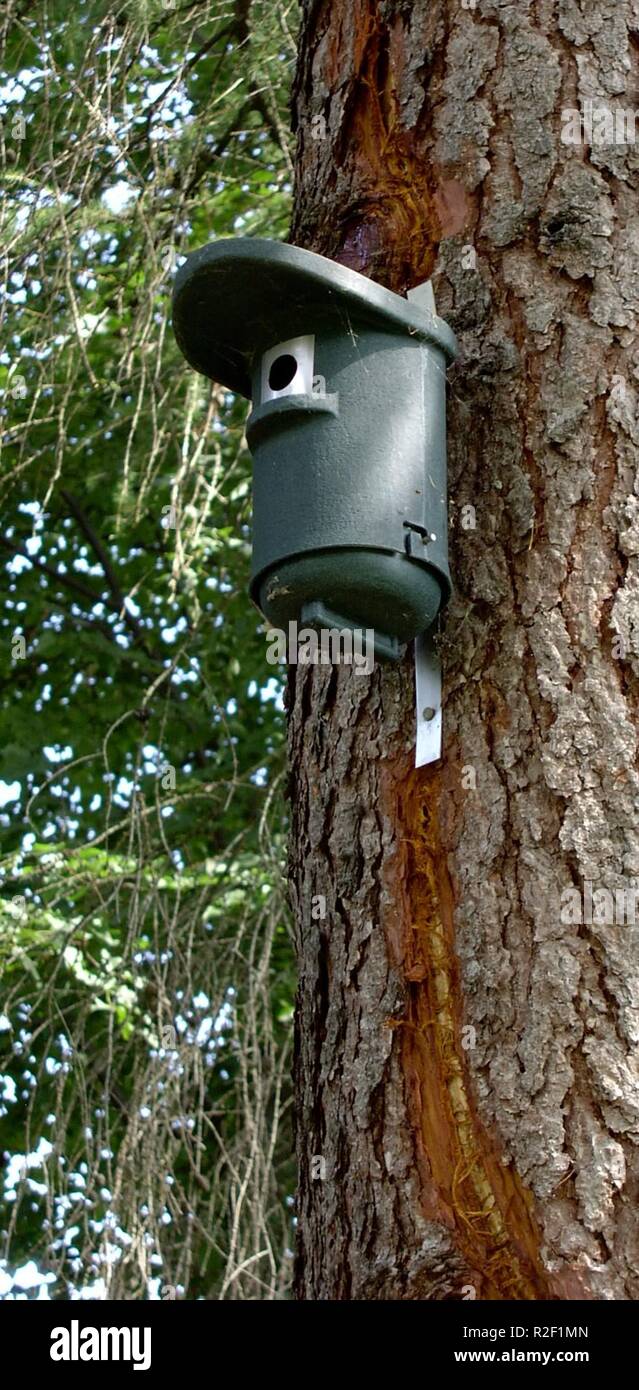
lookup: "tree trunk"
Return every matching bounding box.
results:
[287,0,639,1301]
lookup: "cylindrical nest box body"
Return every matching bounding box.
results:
[172,238,457,660]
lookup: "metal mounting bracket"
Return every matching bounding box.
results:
[414,630,442,768]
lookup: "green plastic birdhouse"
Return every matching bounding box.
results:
[172,237,457,660]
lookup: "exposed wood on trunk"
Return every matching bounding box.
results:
[289,0,639,1300]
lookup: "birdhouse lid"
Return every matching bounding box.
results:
[172,237,458,398]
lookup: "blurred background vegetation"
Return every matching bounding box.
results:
[0,0,297,1300]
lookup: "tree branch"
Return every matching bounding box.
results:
[60,488,147,648]
[0,536,103,607]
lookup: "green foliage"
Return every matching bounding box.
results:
[0,0,297,1300]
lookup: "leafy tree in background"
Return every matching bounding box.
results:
[0,0,297,1300]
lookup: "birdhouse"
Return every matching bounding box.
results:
[172,238,457,661]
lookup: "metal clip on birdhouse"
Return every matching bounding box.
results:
[172,237,457,680]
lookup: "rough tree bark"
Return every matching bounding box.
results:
[287,0,639,1300]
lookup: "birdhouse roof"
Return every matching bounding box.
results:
[172,237,458,398]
